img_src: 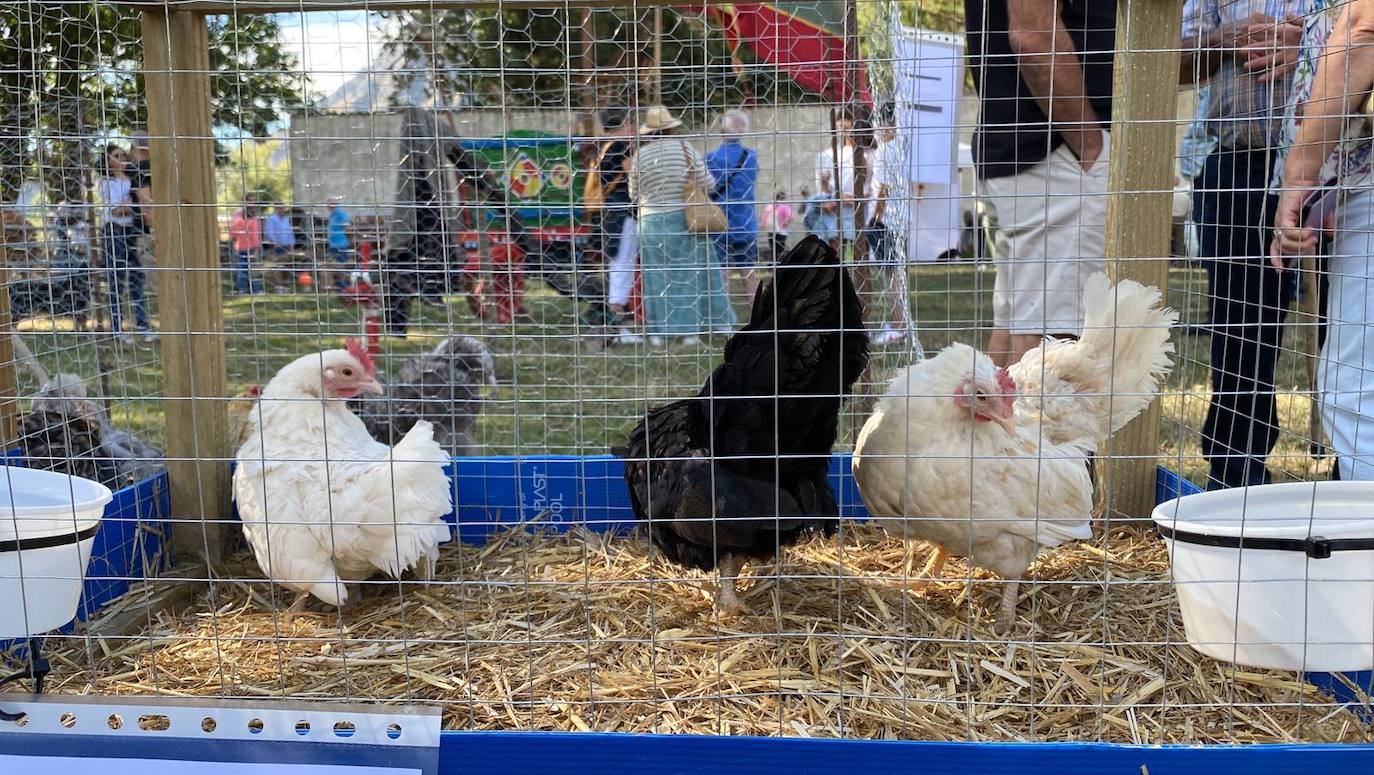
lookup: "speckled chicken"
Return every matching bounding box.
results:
[15,336,164,489]
[351,335,496,457]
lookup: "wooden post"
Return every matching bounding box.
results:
[1103,0,1183,519]
[580,9,596,108]
[0,221,18,447]
[142,10,230,563]
[652,6,663,104]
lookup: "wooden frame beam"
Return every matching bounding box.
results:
[1103,0,1183,520]
[142,10,231,563]
[118,0,719,13]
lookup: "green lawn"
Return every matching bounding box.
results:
[13,263,1331,486]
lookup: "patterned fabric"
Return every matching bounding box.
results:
[1272,0,1374,190]
[1179,84,1219,180]
[1182,0,1308,149]
[637,210,737,336]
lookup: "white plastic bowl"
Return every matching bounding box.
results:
[0,466,112,638]
[1153,481,1374,672]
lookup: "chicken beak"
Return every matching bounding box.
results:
[361,377,384,395]
[991,412,1017,435]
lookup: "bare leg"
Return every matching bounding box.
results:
[987,328,1012,368]
[993,577,1021,635]
[714,554,752,617]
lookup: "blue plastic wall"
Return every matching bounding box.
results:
[19,459,1373,767]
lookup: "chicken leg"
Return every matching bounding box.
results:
[993,577,1021,635]
[714,554,752,617]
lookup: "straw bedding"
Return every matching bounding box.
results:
[29,523,1374,742]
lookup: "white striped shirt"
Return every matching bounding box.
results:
[628,139,716,216]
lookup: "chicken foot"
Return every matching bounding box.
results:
[714,554,752,617]
[886,544,949,593]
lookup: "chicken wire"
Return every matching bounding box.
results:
[0,0,1369,747]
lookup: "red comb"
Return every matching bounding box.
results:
[247,384,262,397]
[996,368,1017,395]
[345,338,376,377]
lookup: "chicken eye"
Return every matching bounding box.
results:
[342,368,354,377]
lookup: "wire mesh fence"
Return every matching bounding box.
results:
[0,0,1370,746]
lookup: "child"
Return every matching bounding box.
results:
[760,190,794,261]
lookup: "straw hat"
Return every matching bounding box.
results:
[639,105,683,133]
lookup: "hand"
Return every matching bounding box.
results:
[1233,15,1304,83]
[1066,128,1104,173]
[821,201,838,214]
[1269,183,1320,270]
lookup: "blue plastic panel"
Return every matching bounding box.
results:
[437,730,1374,775]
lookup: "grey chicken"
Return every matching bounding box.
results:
[15,336,165,488]
[351,334,496,456]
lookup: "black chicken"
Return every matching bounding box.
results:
[615,236,869,615]
[351,334,497,456]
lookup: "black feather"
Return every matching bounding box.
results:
[616,236,870,571]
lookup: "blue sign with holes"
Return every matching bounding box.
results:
[0,697,439,775]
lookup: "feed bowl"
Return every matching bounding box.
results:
[0,466,113,639]
[1153,481,1374,672]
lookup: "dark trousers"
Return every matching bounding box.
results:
[1193,148,1294,489]
[103,223,149,332]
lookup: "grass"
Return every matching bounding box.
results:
[12,263,1331,487]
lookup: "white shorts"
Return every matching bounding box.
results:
[607,215,638,307]
[980,133,1109,336]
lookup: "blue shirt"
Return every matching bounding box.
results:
[327,207,351,250]
[706,140,759,236]
[264,213,295,248]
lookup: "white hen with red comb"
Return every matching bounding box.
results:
[233,341,453,609]
[851,274,1176,634]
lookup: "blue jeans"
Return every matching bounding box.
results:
[235,250,261,294]
[103,224,149,332]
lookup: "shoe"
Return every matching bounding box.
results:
[679,335,701,347]
[613,329,645,346]
[115,333,134,345]
[874,327,906,346]
[140,331,158,343]
[648,336,666,348]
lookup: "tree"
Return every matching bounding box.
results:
[216,139,291,209]
[378,8,750,114]
[0,6,306,204]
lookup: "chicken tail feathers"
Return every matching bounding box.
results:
[1077,272,1179,437]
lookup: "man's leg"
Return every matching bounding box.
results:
[1196,149,1289,489]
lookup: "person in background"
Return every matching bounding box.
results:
[263,204,297,293]
[760,190,794,261]
[1272,0,1374,480]
[594,106,642,344]
[98,144,152,343]
[966,0,1114,369]
[1180,0,1306,489]
[863,103,913,346]
[628,105,736,347]
[127,131,154,267]
[326,196,354,291]
[812,112,857,253]
[228,202,263,295]
[707,109,760,306]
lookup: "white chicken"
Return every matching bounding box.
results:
[851,274,1176,633]
[233,340,453,609]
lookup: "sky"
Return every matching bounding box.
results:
[277,11,381,98]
